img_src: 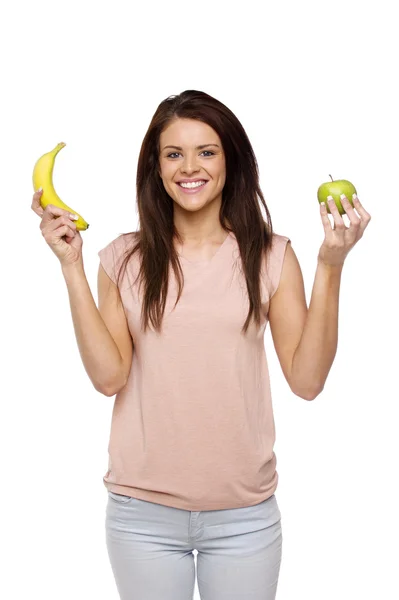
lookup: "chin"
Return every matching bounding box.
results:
[174,194,209,208]
[182,199,213,211]
[176,203,206,213]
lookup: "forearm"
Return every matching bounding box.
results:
[61,261,124,395]
[291,259,343,399]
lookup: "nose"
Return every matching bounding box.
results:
[181,152,200,175]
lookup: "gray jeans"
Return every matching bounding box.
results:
[105,491,283,599]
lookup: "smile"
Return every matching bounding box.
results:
[178,180,207,189]
[177,180,208,194]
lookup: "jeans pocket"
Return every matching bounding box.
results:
[108,491,134,504]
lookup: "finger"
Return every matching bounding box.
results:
[340,194,361,228]
[44,214,77,235]
[40,204,78,229]
[43,222,76,243]
[58,224,76,238]
[327,196,345,230]
[320,201,333,234]
[63,227,76,241]
[352,194,372,226]
[31,189,44,217]
[54,224,76,240]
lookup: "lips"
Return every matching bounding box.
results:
[177,177,208,183]
[176,180,209,193]
[177,180,208,188]
[177,179,208,185]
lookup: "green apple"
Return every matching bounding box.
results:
[317,175,357,215]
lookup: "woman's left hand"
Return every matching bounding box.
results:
[318,194,372,267]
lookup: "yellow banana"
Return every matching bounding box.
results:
[32,142,89,231]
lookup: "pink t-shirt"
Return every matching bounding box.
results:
[98,230,290,511]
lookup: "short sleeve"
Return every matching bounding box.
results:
[263,233,291,301]
[98,234,128,285]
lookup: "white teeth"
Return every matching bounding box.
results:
[179,180,206,189]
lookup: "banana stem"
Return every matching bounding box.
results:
[53,142,66,155]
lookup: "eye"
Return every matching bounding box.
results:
[166,150,215,159]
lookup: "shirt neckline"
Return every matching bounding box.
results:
[178,231,233,265]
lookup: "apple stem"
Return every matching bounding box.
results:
[329,174,334,182]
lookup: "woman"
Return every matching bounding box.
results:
[31,90,371,600]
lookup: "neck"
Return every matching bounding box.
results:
[173,196,228,244]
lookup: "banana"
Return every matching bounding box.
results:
[32,142,89,231]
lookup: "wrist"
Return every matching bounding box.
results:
[61,259,85,277]
[317,256,344,272]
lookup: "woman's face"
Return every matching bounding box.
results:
[158,118,226,214]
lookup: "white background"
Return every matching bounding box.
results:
[1,0,397,598]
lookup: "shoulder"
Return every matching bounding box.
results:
[261,232,291,294]
[268,234,304,306]
[98,231,140,266]
[269,232,291,254]
[262,232,291,266]
[99,231,139,252]
[98,231,140,283]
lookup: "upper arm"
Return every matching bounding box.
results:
[97,263,134,391]
[268,242,307,392]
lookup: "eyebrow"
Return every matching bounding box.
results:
[161,143,220,151]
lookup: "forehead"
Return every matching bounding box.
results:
[160,118,220,146]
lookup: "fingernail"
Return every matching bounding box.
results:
[340,194,346,200]
[38,187,43,193]
[70,213,79,220]
[352,193,358,200]
[327,195,333,201]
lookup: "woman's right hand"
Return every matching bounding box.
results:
[31,189,83,267]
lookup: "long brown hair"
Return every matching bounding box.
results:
[115,90,274,334]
